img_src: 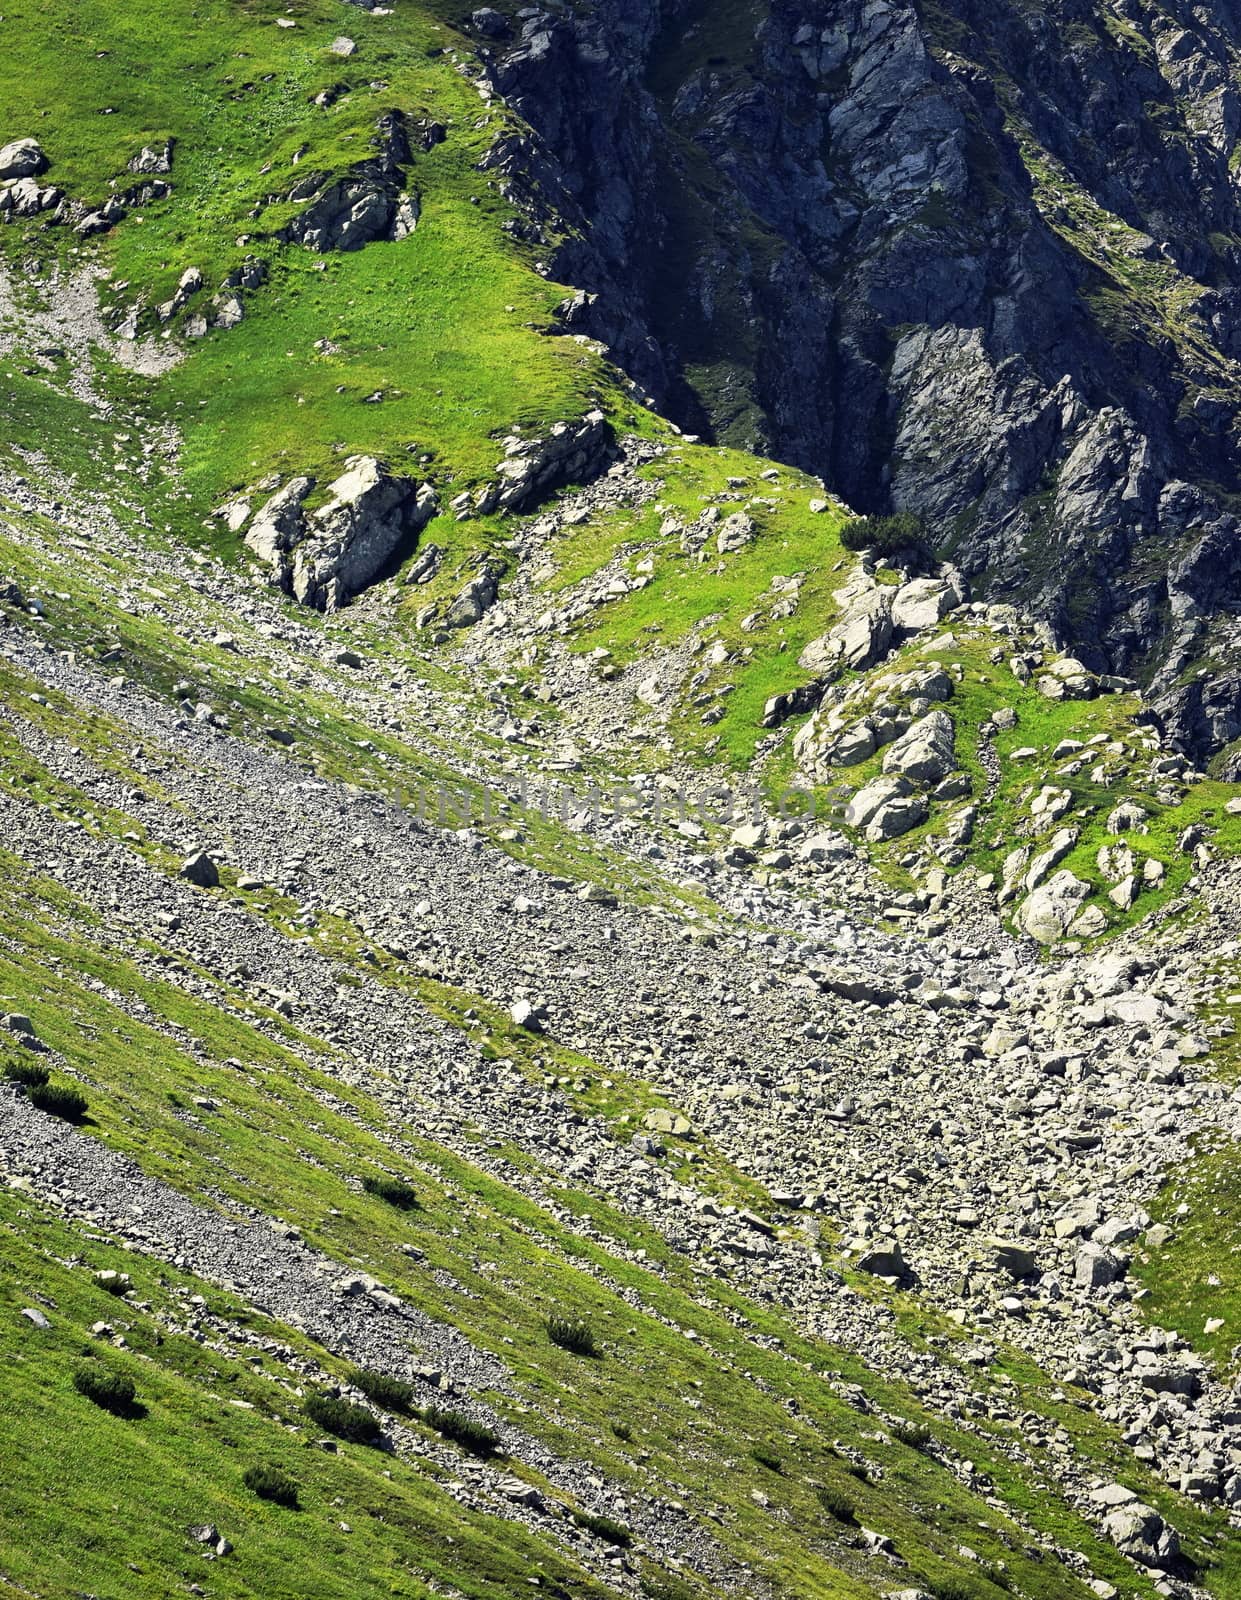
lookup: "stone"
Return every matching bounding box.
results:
[643,1107,691,1137]
[1075,1243,1127,1289]
[292,459,438,611]
[882,710,955,785]
[1017,871,1091,944]
[988,1240,1039,1281]
[446,564,503,628]
[865,794,929,842]
[855,1242,906,1279]
[180,851,219,889]
[1101,1503,1179,1571]
[510,1000,544,1033]
[846,775,913,830]
[801,588,892,672]
[715,512,755,553]
[19,1307,50,1329]
[0,139,46,180]
[891,575,962,632]
[470,7,510,36]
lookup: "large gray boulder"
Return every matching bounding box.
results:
[800,588,893,672]
[293,458,437,610]
[445,563,503,628]
[845,775,912,830]
[474,411,614,515]
[0,138,46,180]
[882,709,955,784]
[1017,870,1091,943]
[891,574,963,632]
[1101,1502,1179,1571]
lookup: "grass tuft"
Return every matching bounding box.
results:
[3,1059,49,1089]
[571,1509,632,1548]
[361,1174,421,1211]
[73,1365,137,1416]
[28,1081,88,1122]
[546,1315,598,1357]
[421,1406,501,1458]
[351,1368,417,1415]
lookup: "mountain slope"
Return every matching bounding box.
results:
[2,4,1241,1600]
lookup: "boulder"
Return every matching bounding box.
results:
[845,775,912,830]
[882,710,955,784]
[292,458,437,611]
[474,411,614,516]
[470,7,510,35]
[445,563,503,628]
[1101,1503,1179,1571]
[1075,1242,1127,1289]
[830,720,877,766]
[715,512,755,553]
[988,1240,1038,1280]
[866,793,928,842]
[180,851,219,889]
[891,574,963,632]
[0,138,46,180]
[1017,870,1091,943]
[245,461,437,610]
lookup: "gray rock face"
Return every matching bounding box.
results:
[882,710,955,785]
[482,0,1241,763]
[244,460,437,611]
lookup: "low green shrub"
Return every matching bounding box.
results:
[351,1367,416,1415]
[73,1365,136,1415]
[243,1463,299,1508]
[3,1059,49,1089]
[890,1420,933,1451]
[304,1391,381,1445]
[815,1484,856,1523]
[751,1446,784,1474]
[421,1405,501,1458]
[28,1081,88,1121]
[572,1509,632,1548]
[546,1315,598,1357]
[361,1174,420,1210]
[840,511,928,559]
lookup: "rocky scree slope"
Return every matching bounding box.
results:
[477,0,1241,768]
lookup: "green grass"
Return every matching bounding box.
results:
[0,1188,623,1600]
[1136,1131,1241,1372]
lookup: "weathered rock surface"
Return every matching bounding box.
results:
[243,459,437,610]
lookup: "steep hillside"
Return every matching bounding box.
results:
[479,0,1241,768]
[3,5,1241,1600]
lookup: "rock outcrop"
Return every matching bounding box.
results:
[241,458,437,610]
[472,411,615,518]
[280,111,419,253]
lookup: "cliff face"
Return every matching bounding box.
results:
[477,0,1241,768]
